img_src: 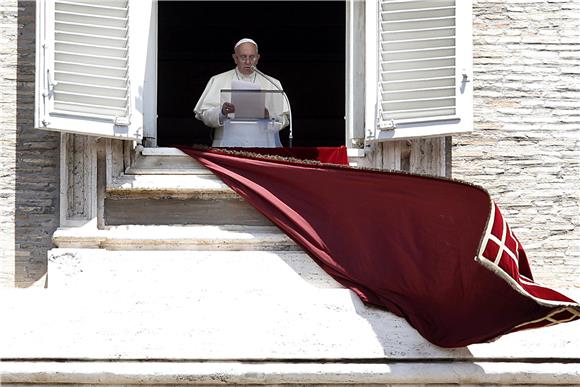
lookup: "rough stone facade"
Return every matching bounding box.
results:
[0,0,17,286]
[0,0,577,289]
[0,0,60,288]
[453,0,580,289]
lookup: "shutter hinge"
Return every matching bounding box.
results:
[43,69,57,97]
[381,119,397,130]
[351,138,365,149]
[114,116,130,126]
[47,69,58,90]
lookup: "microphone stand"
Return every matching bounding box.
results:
[251,66,293,148]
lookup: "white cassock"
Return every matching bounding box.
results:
[194,68,290,148]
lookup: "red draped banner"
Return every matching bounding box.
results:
[179,146,579,348]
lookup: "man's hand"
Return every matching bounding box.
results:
[222,102,235,115]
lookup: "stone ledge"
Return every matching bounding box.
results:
[127,148,211,175]
[1,288,579,362]
[141,147,191,156]
[52,225,298,250]
[1,361,579,385]
[48,249,342,290]
[107,174,237,200]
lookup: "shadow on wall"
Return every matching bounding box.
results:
[15,0,59,287]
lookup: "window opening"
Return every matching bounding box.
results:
[157,1,346,147]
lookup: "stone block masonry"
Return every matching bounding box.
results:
[0,0,18,286]
[0,0,577,291]
[453,0,580,289]
[0,0,59,287]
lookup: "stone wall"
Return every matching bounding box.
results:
[0,0,60,287]
[452,0,580,289]
[0,0,577,290]
[0,0,18,286]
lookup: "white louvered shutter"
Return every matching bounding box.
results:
[36,0,143,140]
[366,0,472,141]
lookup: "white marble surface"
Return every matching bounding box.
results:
[1,249,579,362]
[2,361,580,385]
[52,225,296,250]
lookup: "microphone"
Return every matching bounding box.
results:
[251,65,293,148]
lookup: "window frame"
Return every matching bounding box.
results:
[34,0,155,141]
[36,0,471,147]
[346,0,366,150]
[364,0,473,142]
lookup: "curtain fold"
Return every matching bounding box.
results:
[179,146,579,348]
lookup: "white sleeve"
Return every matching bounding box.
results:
[195,106,224,128]
[193,75,225,128]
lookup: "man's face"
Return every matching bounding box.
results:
[233,43,260,76]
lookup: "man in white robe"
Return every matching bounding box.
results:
[193,38,290,147]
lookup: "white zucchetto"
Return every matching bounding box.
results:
[234,38,258,51]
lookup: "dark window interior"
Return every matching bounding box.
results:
[157,1,345,147]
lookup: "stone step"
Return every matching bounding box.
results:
[106,169,272,225]
[105,196,273,226]
[106,147,270,226]
[126,147,211,175]
[3,360,580,386]
[52,225,299,250]
[107,174,235,200]
[48,248,342,291]
[2,285,579,362]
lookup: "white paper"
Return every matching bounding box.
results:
[230,80,265,119]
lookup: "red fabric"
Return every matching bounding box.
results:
[219,146,349,165]
[179,146,580,348]
[476,202,579,333]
